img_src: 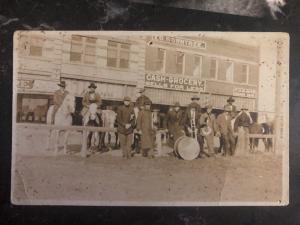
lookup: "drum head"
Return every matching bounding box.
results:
[176,137,200,160]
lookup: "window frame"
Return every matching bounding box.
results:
[70,35,97,65]
[106,40,131,69]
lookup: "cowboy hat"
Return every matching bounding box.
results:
[57,81,66,87]
[88,82,97,89]
[191,95,200,100]
[174,102,180,107]
[123,96,131,101]
[227,96,235,103]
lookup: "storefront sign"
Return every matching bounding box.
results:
[233,87,256,98]
[152,36,206,49]
[17,79,34,89]
[145,73,205,92]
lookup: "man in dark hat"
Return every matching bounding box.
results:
[116,96,136,159]
[181,95,205,157]
[135,88,151,110]
[215,105,236,156]
[136,100,155,158]
[81,82,102,117]
[224,96,237,118]
[51,80,69,124]
[164,102,184,147]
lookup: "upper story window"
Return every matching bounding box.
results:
[234,63,249,83]
[218,60,233,82]
[19,35,45,57]
[209,58,218,79]
[70,35,97,64]
[175,52,184,74]
[107,40,130,69]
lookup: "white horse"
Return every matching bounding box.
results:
[101,109,118,149]
[83,103,101,152]
[46,94,75,155]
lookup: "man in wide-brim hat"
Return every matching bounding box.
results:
[224,96,237,118]
[51,80,69,124]
[135,88,151,110]
[81,82,102,117]
[136,100,155,158]
[116,96,136,159]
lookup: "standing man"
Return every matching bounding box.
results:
[164,102,184,147]
[136,100,155,158]
[51,80,69,124]
[215,105,236,157]
[135,88,151,110]
[81,82,102,117]
[116,96,136,159]
[199,104,217,156]
[181,95,205,158]
[224,96,237,118]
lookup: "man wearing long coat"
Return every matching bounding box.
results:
[116,96,136,159]
[52,81,69,124]
[215,106,236,156]
[136,100,155,158]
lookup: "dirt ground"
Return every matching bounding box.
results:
[11,127,283,205]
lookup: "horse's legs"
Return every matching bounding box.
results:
[46,129,52,151]
[63,130,70,154]
[54,130,59,155]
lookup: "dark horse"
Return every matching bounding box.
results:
[249,122,274,152]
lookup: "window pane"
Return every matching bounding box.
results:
[248,65,259,85]
[121,43,130,49]
[156,48,165,71]
[70,52,82,62]
[86,37,96,44]
[209,58,217,78]
[71,43,83,53]
[193,55,201,76]
[108,40,118,47]
[85,45,95,55]
[120,50,129,60]
[233,64,248,83]
[176,52,184,74]
[119,59,129,68]
[84,55,95,64]
[107,58,117,67]
[218,60,233,81]
[72,35,82,42]
[107,48,117,58]
[29,46,42,56]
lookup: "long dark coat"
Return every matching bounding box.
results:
[164,109,184,135]
[136,109,155,149]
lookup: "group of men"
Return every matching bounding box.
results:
[52,80,254,159]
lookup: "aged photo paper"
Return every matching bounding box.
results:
[12,31,289,206]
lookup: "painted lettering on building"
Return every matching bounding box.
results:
[145,73,205,92]
[233,87,256,98]
[152,36,206,49]
[17,79,34,89]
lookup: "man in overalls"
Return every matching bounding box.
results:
[51,81,69,124]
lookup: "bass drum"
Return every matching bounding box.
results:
[174,136,200,160]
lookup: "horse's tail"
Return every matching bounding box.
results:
[46,105,54,124]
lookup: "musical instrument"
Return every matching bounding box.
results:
[174,135,200,160]
[190,109,198,141]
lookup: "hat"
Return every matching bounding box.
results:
[123,96,131,101]
[58,81,66,87]
[174,102,180,107]
[138,88,145,93]
[227,96,235,103]
[191,95,200,100]
[241,105,248,110]
[144,100,152,105]
[205,104,212,109]
[88,82,97,89]
[224,105,232,112]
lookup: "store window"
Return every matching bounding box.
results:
[19,35,45,57]
[107,40,130,69]
[218,60,233,82]
[70,35,97,64]
[17,94,50,123]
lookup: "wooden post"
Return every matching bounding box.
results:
[81,130,87,157]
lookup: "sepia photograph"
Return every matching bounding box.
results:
[11,31,289,206]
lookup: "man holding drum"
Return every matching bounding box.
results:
[181,95,206,158]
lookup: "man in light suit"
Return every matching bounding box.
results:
[215,105,236,156]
